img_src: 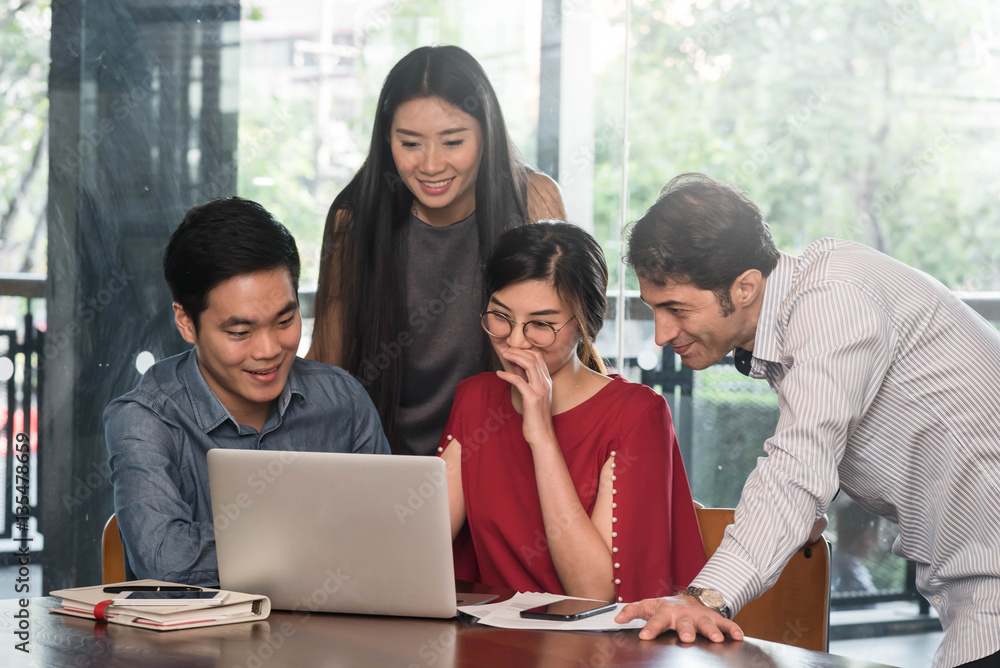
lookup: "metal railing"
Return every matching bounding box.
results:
[0,274,44,556]
[4,274,996,608]
[301,285,997,613]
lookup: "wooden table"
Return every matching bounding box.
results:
[1,594,895,668]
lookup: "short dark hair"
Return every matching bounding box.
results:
[484,221,608,374]
[626,173,779,314]
[163,197,300,328]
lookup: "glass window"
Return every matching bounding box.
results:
[3,2,997,622]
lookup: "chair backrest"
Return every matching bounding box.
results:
[696,507,830,651]
[102,513,127,584]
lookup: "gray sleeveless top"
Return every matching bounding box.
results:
[396,212,487,456]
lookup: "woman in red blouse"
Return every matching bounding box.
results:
[438,222,706,604]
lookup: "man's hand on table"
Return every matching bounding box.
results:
[615,595,745,643]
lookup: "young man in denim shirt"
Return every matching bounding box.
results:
[105,198,389,587]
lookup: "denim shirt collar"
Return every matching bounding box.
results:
[747,250,797,375]
[178,349,299,433]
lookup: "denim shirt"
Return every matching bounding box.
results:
[104,350,390,586]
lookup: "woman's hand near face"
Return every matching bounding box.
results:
[496,347,558,450]
[495,346,614,601]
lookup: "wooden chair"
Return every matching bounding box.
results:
[696,507,830,651]
[102,514,127,584]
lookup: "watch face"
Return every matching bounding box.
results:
[700,589,725,608]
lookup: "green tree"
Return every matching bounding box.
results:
[595,0,1000,290]
[0,0,50,274]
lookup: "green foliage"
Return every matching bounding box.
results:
[597,0,1000,291]
[0,0,51,274]
[235,86,328,284]
[688,365,779,506]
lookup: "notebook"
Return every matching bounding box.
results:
[208,449,478,618]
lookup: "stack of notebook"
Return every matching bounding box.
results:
[50,579,270,631]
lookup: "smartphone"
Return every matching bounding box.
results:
[519,598,616,621]
[111,590,230,606]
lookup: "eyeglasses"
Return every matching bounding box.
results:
[480,311,576,347]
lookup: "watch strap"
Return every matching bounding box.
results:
[682,586,732,619]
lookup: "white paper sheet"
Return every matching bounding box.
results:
[458,592,646,631]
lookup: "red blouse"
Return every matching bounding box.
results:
[438,372,706,603]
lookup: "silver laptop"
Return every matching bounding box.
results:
[208,449,470,618]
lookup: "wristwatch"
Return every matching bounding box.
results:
[682,586,732,619]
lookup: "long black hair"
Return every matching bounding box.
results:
[311,45,531,445]
[484,222,608,374]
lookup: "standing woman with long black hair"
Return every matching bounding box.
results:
[308,45,565,455]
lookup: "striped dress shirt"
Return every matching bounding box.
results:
[692,238,1000,667]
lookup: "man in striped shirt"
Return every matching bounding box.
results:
[616,173,1000,667]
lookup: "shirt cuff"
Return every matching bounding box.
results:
[690,549,764,617]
